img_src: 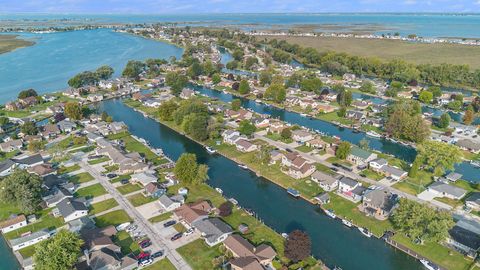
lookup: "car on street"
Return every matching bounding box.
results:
[139,258,153,266]
[151,251,164,258]
[163,220,176,227]
[120,179,130,184]
[171,232,183,241]
[140,241,152,249]
[107,173,117,179]
[184,228,195,236]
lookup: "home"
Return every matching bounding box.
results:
[180,89,195,99]
[41,124,61,138]
[291,129,314,144]
[9,229,50,251]
[68,217,95,233]
[13,153,44,169]
[144,182,165,198]
[466,192,480,211]
[360,189,398,220]
[314,192,331,205]
[158,194,183,212]
[445,172,463,183]
[57,120,77,133]
[269,150,284,165]
[193,218,233,246]
[352,100,371,110]
[347,146,377,166]
[379,165,407,181]
[42,174,67,190]
[0,215,27,233]
[143,98,162,108]
[234,139,258,153]
[28,163,55,177]
[288,163,315,179]
[130,172,157,187]
[343,73,356,82]
[43,187,73,207]
[311,171,338,191]
[456,139,480,154]
[0,139,23,152]
[0,159,16,177]
[369,158,388,171]
[19,96,38,107]
[397,91,413,99]
[346,110,365,121]
[222,130,241,144]
[224,234,277,270]
[78,237,137,270]
[447,220,480,258]
[317,103,336,113]
[86,94,104,102]
[56,198,89,222]
[174,200,212,226]
[337,176,366,202]
[305,138,327,149]
[427,182,467,200]
[267,121,287,134]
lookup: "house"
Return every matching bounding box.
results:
[427,182,467,200]
[68,217,95,233]
[19,96,38,107]
[87,94,104,102]
[180,89,195,99]
[0,159,16,176]
[314,192,330,205]
[369,158,388,171]
[13,153,44,168]
[317,103,336,113]
[193,218,233,246]
[337,176,366,202]
[174,200,212,226]
[0,139,23,152]
[57,120,77,133]
[222,130,241,144]
[56,198,89,222]
[291,130,314,143]
[9,229,50,251]
[80,244,137,270]
[305,138,327,149]
[43,187,73,207]
[466,192,480,210]
[42,174,66,190]
[352,100,370,110]
[445,172,463,182]
[158,194,182,212]
[234,139,258,153]
[311,171,338,191]
[224,234,277,270]
[360,189,398,220]
[379,165,407,181]
[456,139,480,154]
[144,182,165,198]
[130,172,157,187]
[0,215,27,233]
[41,124,61,138]
[346,110,365,121]
[447,220,480,258]
[287,163,315,179]
[347,146,377,166]
[28,163,55,177]
[269,150,284,165]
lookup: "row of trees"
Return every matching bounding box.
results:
[68,65,114,88]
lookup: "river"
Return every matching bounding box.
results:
[97,98,423,270]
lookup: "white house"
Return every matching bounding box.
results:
[428,182,467,200]
[158,194,182,212]
[131,172,157,187]
[193,218,233,247]
[10,229,50,251]
[0,215,27,234]
[311,171,338,191]
[222,130,240,144]
[291,130,314,144]
[56,198,88,223]
[234,139,258,153]
[369,158,388,171]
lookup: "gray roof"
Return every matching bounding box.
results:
[0,159,15,173]
[339,176,358,188]
[351,186,367,196]
[158,194,176,208]
[57,198,88,218]
[44,187,72,206]
[457,139,480,151]
[314,192,330,202]
[193,218,232,244]
[370,158,388,166]
[363,189,397,211]
[466,192,480,205]
[10,229,50,246]
[380,165,407,178]
[429,182,467,198]
[446,172,463,181]
[311,171,337,185]
[13,154,43,165]
[449,225,480,250]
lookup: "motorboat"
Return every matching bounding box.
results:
[215,188,223,194]
[342,219,353,227]
[420,259,439,270]
[358,227,373,238]
[324,209,336,219]
[366,131,382,138]
[205,146,217,154]
[287,188,300,198]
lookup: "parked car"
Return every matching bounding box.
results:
[120,179,130,185]
[138,239,150,246]
[163,220,176,227]
[140,241,152,249]
[171,232,183,241]
[107,173,117,179]
[136,252,150,260]
[139,258,153,266]
[151,251,164,258]
[184,228,195,236]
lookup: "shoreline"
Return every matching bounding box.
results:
[0,34,35,55]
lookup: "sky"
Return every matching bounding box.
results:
[1,0,480,13]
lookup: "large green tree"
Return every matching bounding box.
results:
[0,169,42,213]
[64,102,83,120]
[437,113,450,129]
[21,121,38,135]
[182,113,209,141]
[34,230,83,270]
[158,100,179,121]
[122,60,145,80]
[300,77,322,93]
[95,65,114,80]
[416,140,462,176]
[166,71,189,96]
[238,80,250,95]
[18,89,38,99]
[264,84,286,103]
[335,141,351,159]
[238,120,256,137]
[174,153,209,185]
[385,100,430,143]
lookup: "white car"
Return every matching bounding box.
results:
[140,259,153,266]
[184,228,195,236]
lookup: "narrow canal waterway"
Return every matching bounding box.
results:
[97,98,423,270]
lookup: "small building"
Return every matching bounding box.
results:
[144,182,165,198]
[287,163,315,179]
[456,139,480,154]
[369,158,388,171]
[338,176,365,202]
[180,89,195,99]
[379,165,407,181]
[427,182,467,200]
[10,229,50,251]
[0,215,27,234]
[174,200,212,226]
[130,172,157,187]
[0,159,16,177]
[314,192,330,205]
[465,192,480,210]
[234,139,258,153]
[224,234,277,270]
[158,194,182,212]
[311,171,338,191]
[445,172,463,182]
[13,153,44,169]
[57,120,77,133]
[0,139,23,152]
[56,198,88,222]
[193,218,233,247]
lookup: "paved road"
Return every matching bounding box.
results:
[74,155,192,270]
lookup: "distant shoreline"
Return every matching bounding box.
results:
[0,34,35,54]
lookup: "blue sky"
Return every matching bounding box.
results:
[1,0,480,13]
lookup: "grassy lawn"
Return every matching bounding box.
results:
[315,163,334,174]
[18,244,37,259]
[317,111,353,126]
[393,180,426,195]
[117,183,142,195]
[173,223,186,233]
[148,212,172,223]
[120,135,165,165]
[110,174,132,183]
[58,164,81,174]
[143,258,176,270]
[0,201,21,221]
[113,230,141,256]
[89,198,119,215]
[75,183,107,199]
[295,145,313,153]
[77,145,96,153]
[168,183,225,208]
[103,164,119,173]
[323,193,392,237]
[292,179,324,199]
[360,169,384,181]
[94,210,132,228]
[88,157,110,165]
[127,193,156,207]
[3,210,64,240]
[177,239,224,270]
[69,172,94,184]
[393,234,473,270]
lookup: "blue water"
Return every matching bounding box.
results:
[0,236,20,270]
[3,13,480,38]
[0,29,183,103]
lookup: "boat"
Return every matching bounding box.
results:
[238,164,248,169]
[287,188,300,198]
[324,209,336,219]
[333,267,343,270]
[281,233,289,238]
[205,146,216,154]
[358,227,373,238]
[215,188,223,194]
[300,113,307,117]
[245,208,255,216]
[255,99,262,103]
[228,198,238,205]
[342,219,353,227]
[470,160,480,168]
[366,131,382,138]
[420,259,439,270]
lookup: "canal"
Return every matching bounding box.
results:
[97,98,423,270]
[192,84,480,183]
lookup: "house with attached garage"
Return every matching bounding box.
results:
[311,171,338,191]
[193,217,233,247]
[0,159,16,177]
[291,129,314,144]
[158,194,183,212]
[174,200,213,227]
[57,119,77,133]
[0,139,23,152]
[456,139,480,154]
[144,182,166,198]
[347,146,377,166]
[222,130,241,144]
[9,229,51,251]
[337,176,367,202]
[379,165,407,181]
[130,171,157,187]
[359,189,398,220]
[224,234,277,270]
[234,139,258,153]
[465,192,480,211]
[13,153,44,169]
[0,215,27,234]
[55,198,89,222]
[427,182,467,200]
[447,220,480,258]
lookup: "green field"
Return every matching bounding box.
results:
[0,34,34,54]
[144,258,176,270]
[94,210,132,228]
[267,35,480,69]
[89,198,119,215]
[75,183,107,199]
[148,212,172,223]
[69,172,94,184]
[117,183,142,195]
[127,193,156,207]
[176,239,223,270]
[113,230,141,255]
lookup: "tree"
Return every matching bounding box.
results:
[174,153,208,185]
[447,100,462,111]
[187,62,203,78]
[300,78,322,93]
[285,230,311,262]
[232,48,244,61]
[264,84,286,103]
[226,60,239,70]
[21,121,38,135]
[68,71,98,88]
[64,102,83,120]
[391,199,454,244]
[417,140,462,176]
[95,65,114,80]
[34,230,83,270]
[18,89,38,99]
[182,113,209,141]
[158,100,179,121]
[337,106,347,117]
[166,71,189,96]
[419,91,433,104]
[0,116,9,126]
[336,88,352,107]
[385,100,430,143]
[245,56,258,70]
[231,99,241,111]
[335,141,351,159]
[437,113,450,128]
[218,201,233,217]
[0,169,42,213]
[212,74,221,84]
[122,60,145,80]
[280,128,292,140]
[238,120,256,137]
[429,86,442,98]
[408,155,422,178]
[259,71,272,86]
[463,108,475,125]
[359,81,375,94]
[254,145,272,165]
[359,138,370,150]
[28,140,45,152]
[73,136,87,145]
[238,80,250,95]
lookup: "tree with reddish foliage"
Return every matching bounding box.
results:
[285,230,311,262]
[54,113,65,123]
[218,201,233,217]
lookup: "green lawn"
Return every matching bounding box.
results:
[121,135,165,165]
[113,230,141,255]
[173,223,186,233]
[177,239,224,270]
[292,179,324,199]
[393,180,426,195]
[89,198,119,215]
[18,244,37,259]
[88,157,110,165]
[127,193,156,207]
[0,202,21,221]
[360,169,384,181]
[94,210,132,228]
[295,145,314,153]
[148,212,172,223]
[75,183,107,199]
[58,164,81,174]
[3,210,64,240]
[144,258,176,270]
[103,164,119,173]
[69,172,94,184]
[110,174,132,183]
[117,183,142,195]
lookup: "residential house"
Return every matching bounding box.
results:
[9,229,50,251]
[130,172,157,187]
[224,234,277,270]
[144,182,165,198]
[427,182,467,200]
[174,200,212,226]
[43,187,73,207]
[222,130,241,144]
[234,139,258,153]
[466,192,480,211]
[456,139,480,154]
[57,120,77,133]
[0,159,16,177]
[19,96,38,107]
[28,163,55,177]
[56,198,89,222]
[0,215,27,234]
[346,110,365,121]
[193,218,233,246]
[314,192,331,205]
[369,158,388,171]
[445,172,463,182]
[305,138,327,149]
[311,171,338,191]
[360,189,398,220]
[447,220,480,258]
[180,89,195,99]
[13,154,44,169]
[291,130,314,144]
[87,94,104,102]
[269,150,284,165]
[288,163,315,179]
[347,146,377,166]
[337,176,366,202]
[317,103,336,113]
[0,139,23,152]
[352,100,371,110]
[379,165,407,181]
[41,124,61,139]
[158,194,182,212]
